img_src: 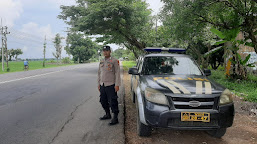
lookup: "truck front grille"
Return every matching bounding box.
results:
[167,96,219,110]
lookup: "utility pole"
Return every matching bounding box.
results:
[1,18,4,72]
[1,26,10,70]
[43,36,46,67]
[1,26,4,72]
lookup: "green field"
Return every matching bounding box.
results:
[0,61,75,74]
[122,61,257,102]
[122,61,136,71]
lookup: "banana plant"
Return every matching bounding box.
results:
[205,27,255,79]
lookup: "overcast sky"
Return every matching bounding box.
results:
[0,0,163,59]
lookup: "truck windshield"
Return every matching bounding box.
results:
[142,56,202,75]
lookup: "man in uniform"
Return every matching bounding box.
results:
[97,45,121,126]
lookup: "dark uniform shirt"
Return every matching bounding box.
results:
[97,57,121,87]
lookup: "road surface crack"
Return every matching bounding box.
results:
[49,96,93,144]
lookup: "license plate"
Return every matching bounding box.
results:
[181,112,210,122]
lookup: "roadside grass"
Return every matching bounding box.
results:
[122,61,136,71]
[210,70,257,102]
[0,61,75,74]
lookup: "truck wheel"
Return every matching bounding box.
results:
[206,128,227,138]
[136,99,151,137]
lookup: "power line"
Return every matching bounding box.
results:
[8,28,55,44]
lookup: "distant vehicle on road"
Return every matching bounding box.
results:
[128,47,235,138]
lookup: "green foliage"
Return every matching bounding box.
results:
[50,59,55,63]
[209,27,254,79]
[161,0,257,53]
[210,69,257,102]
[122,61,136,71]
[7,48,23,61]
[53,33,63,62]
[62,57,71,64]
[112,48,136,61]
[59,0,152,50]
[65,32,100,63]
[14,49,23,60]
[112,48,125,59]
[210,28,225,39]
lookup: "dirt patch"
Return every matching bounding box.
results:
[123,71,257,144]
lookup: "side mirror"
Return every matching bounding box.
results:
[204,69,211,76]
[128,67,139,75]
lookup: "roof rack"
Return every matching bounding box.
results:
[144,47,186,54]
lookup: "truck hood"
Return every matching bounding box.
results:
[141,75,225,95]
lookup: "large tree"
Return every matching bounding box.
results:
[161,0,257,53]
[59,0,152,52]
[14,49,23,61]
[8,49,15,61]
[65,32,99,63]
[160,0,218,68]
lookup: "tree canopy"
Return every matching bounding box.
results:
[59,0,152,51]
[65,32,100,63]
[53,33,63,62]
[161,0,257,53]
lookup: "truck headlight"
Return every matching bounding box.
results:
[219,89,233,105]
[145,87,168,106]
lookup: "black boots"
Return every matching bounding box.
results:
[100,111,119,125]
[109,113,119,126]
[99,111,111,120]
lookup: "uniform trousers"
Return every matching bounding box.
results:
[100,84,119,114]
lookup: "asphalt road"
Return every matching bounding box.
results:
[0,63,124,144]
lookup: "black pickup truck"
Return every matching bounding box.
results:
[128,48,234,138]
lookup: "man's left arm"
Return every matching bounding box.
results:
[114,59,121,92]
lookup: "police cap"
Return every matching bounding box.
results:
[103,46,111,51]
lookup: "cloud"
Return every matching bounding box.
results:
[48,0,76,7]
[21,22,55,39]
[22,46,28,52]
[146,0,164,15]
[0,0,23,27]
[20,0,76,8]
[15,22,69,59]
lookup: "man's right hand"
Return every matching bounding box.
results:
[98,85,100,92]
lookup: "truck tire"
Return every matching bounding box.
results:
[206,128,227,138]
[136,99,151,137]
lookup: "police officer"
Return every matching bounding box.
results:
[97,46,121,125]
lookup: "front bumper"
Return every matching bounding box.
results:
[144,101,235,130]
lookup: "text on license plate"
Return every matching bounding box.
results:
[181,112,210,122]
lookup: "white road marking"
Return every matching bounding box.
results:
[0,67,83,85]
